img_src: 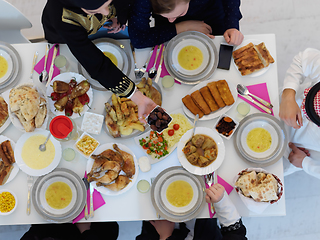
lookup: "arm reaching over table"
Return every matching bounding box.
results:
[280,89,302,129]
[130,90,157,124]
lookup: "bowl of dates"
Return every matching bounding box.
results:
[214,114,238,139]
[147,106,172,133]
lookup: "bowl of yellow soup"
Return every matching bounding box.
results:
[164,31,218,85]
[234,113,288,167]
[0,49,13,85]
[0,189,17,215]
[14,130,62,176]
[151,166,206,222]
[32,168,87,223]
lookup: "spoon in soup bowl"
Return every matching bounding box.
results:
[39,132,51,152]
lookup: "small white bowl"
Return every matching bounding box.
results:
[0,189,17,215]
[81,112,104,135]
[214,114,239,140]
[74,132,100,158]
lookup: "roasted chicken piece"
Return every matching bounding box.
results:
[191,135,205,148]
[88,157,108,177]
[90,170,119,185]
[98,149,124,167]
[104,175,130,191]
[113,144,135,178]
[101,160,121,173]
[105,112,121,138]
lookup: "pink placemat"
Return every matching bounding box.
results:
[147,45,181,84]
[73,173,106,224]
[204,174,234,218]
[238,83,274,116]
[34,44,60,80]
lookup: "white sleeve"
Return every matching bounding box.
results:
[302,156,320,179]
[214,191,241,227]
[283,48,320,92]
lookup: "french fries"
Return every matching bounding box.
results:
[105,94,145,137]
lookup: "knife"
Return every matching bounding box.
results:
[154,45,165,84]
[242,94,272,114]
[46,44,59,87]
[82,177,89,220]
[89,182,94,218]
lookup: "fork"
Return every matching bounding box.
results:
[205,173,215,214]
[26,175,34,215]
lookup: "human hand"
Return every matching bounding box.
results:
[279,89,302,129]
[76,222,91,234]
[103,17,126,33]
[175,20,214,39]
[130,90,157,124]
[223,28,244,45]
[150,220,175,240]
[205,183,225,204]
[288,142,310,168]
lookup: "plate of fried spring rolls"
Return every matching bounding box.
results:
[182,79,237,120]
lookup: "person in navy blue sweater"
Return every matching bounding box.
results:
[128,0,243,48]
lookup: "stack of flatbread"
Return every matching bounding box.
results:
[182,80,234,118]
[233,42,275,76]
[235,171,279,202]
[9,86,47,132]
[0,140,15,185]
[0,96,8,128]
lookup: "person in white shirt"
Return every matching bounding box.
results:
[136,184,247,240]
[280,48,320,178]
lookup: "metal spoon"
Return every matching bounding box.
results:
[39,132,51,152]
[39,44,50,82]
[237,84,273,109]
[148,44,162,79]
[190,114,199,139]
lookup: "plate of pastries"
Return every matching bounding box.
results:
[232,39,275,77]
[4,83,48,132]
[0,136,18,186]
[0,95,10,134]
[182,79,237,120]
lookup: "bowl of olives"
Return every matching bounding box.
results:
[147,106,172,133]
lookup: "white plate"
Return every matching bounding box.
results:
[240,121,279,159]
[182,78,237,120]
[96,43,124,70]
[177,127,225,176]
[0,135,18,185]
[86,143,139,196]
[233,39,271,77]
[0,49,13,85]
[159,174,199,214]
[172,39,209,76]
[134,108,192,164]
[46,72,93,119]
[15,129,62,176]
[3,83,49,132]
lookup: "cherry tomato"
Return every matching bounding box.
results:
[142,145,148,150]
[168,129,174,136]
[173,124,180,130]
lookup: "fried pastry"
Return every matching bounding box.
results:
[254,42,274,67]
[0,97,8,128]
[207,82,226,108]
[216,80,234,106]
[199,86,219,112]
[1,140,14,164]
[182,95,204,118]
[190,90,211,115]
[0,161,13,185]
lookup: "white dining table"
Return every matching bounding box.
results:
[0,33,285,226]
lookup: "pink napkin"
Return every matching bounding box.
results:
[204,174,234,218]
[238,83,274,116]
[72,173,106,224]
[34,44,60,80]
[147,45,181,84]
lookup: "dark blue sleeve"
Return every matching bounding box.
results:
[128,0,176,48]
[223,0,242,30]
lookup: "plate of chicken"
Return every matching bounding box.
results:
[86,143,139,196]
[177,127,225,175]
